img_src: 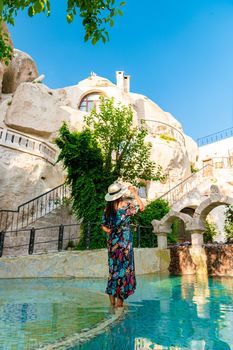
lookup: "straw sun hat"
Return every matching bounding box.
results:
[105,183,128,202]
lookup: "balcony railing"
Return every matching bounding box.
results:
[197,127,233,146]
[0,127,57,164]
[143,119,186,146]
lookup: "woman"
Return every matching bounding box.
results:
[102,182,144,307]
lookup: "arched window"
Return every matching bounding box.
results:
[79,92,102,112]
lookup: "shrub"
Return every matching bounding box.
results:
[225,205,233,242]
[203,220,217,243]
[132,199,170,247]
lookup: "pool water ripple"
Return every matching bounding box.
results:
[0,275,233,350]
[72,275,233,350]
[0,279,121,350]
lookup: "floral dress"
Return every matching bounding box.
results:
[102,204,138,300]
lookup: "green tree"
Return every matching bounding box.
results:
[55,125,110,249]
[55,98,163,249]
[225,205,233,242]
[85,97,163,185]
[0,0,126,64]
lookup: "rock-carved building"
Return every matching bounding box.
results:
[0,38,198,210]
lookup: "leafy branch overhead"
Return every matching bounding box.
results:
[0,0,126,63]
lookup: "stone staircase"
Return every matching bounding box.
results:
[0,183,71,232]
[0,184,80,257]
[2,206,79,257]
[157,164,215,210]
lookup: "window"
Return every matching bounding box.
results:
[79,93,102,112]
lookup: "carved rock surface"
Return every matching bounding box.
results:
[5,82,69,137]
[145,135,191,200]
[2,49,38,93]
[0,148,64,210]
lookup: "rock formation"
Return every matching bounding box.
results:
[5,82,69,138]
[2,49,38,94]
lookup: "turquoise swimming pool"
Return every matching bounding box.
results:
[0,275,232,349]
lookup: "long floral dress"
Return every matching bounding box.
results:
[102,203,138,300]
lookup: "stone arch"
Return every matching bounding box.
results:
[152,210,192,249]
[180,206,197,217]
[162,210,192,228]
[193,195,233,225]
[152,210,192,234]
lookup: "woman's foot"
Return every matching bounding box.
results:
[109,295,116,307]
[116,297,124,307]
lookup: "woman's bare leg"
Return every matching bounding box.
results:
[109,295,116,306]
[117,297,124,307]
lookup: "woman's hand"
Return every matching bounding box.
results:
[101,225,111,235]
[128,186,137,196]
[128,185,144,212]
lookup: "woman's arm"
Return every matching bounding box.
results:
[101,225,111,235]
[128,186,144,211]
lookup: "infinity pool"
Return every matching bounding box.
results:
[0,275,232,350]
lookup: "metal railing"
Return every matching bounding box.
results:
[0,127,57,164]
[197,126,233,146]
[143,119,186,146]
[157,164,214,206]
[0,183,70,232]
[0,223,79,257]
[0,223,154,257]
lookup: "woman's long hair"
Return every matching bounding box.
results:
[105,197,122,218]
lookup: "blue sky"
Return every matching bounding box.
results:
[9,0,233,140]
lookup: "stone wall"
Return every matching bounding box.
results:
[0,248,170,278]
[169,245,233,277]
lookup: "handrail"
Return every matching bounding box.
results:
[197,126,233,146]
[0,126,57,164]
[157,164,214,205]
[143,119,186,146]
[0,222,154,257]
[0,183,70,232]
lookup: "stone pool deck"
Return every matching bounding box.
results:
[0,248,170,278]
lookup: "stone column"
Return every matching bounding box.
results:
[152,221,170,250]
[157,232,168,249]
[191,230,204,247]
[186,223,207,275]
[186,221,205,247]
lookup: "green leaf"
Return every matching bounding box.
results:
[0,0,3,12]
[110,19,114,27]
[34,1,44,13]
[67,13,74,23]
[28,6,35,17]
[120,1,126,6]
[118,9,123,16]
[91,36,97,45]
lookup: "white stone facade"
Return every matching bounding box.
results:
[0,38,198,209]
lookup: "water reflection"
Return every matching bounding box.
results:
[78,275,233,350]
[0,279,111,350]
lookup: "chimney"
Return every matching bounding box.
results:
[123,75,130,93]
[116,71,130,93]
[116,71,124,91]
